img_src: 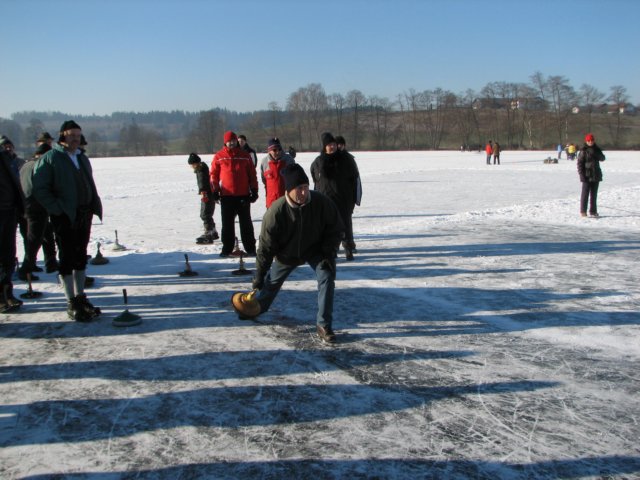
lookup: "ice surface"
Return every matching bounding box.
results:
[1,150,639,479]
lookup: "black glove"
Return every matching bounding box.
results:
[212,191,221,202]
[319,257,336,275]
[249,189,259,203]
[252,274,265,290]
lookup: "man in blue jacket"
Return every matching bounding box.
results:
[32,120,103,322]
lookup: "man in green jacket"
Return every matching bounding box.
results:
[251,163,344,343]
[32,120,103,322]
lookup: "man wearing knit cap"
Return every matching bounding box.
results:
[32,120,103,322]
[210,131,259,256]
[259,137,295,208]
[310,132,360,261]
[250,163,344,343]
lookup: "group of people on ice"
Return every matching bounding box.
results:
[1,122,363,344]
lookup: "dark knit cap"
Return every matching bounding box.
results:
[321,132,336,148]
[335,135,346,145]
[282,163,309,192]
[59,120,82,133]
[267,137,281,151]
[0,136,13,147]
[35,143,52,156]
[187,153,201,164]
[37,132,53,143]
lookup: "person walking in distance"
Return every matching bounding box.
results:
[493,142,501,165]
[210,131,258,256]
[250,164,344,343]
[485,140,493,165]
[32,120,103,322]
[577,133,605,218]
[187,153,219,244]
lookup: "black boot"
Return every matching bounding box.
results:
[67,295,94,322]
[1,284,23,313]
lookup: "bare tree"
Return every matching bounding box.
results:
[367,95,393,149]
[328,93,345,133]
[546,75,578,144]
[579,84,605,132]
[286,83,328,150]
[267,101,281,137]
[607,85,630,146]
[186,110,223,153]
[346,89,366,149]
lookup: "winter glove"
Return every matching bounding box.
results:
[211,191,221,202]
[201,192,209,203]
[249,189,259,203]
[319,257,336,275]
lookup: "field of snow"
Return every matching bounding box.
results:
[1,149,639,479]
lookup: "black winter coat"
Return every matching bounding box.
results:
[194,162,212,194]
[577,143,605,182]
[310,150,359,213]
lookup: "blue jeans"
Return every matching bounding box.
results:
[256,255,335,328]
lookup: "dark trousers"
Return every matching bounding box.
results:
[22,205,57,271]
[200,198,215,231]
[220,196,255,254]
[338,204,355,251]
[0,208,18,286]
[580,181,599,215]
[50,208,93,276]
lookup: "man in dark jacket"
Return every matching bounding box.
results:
[18,143,59,279]
[251,163,344,343]
[577,133,605,218]
[310,132,359,261]
[32,120,103,322]
[0,149,25,312]
[238,134,258,168]
[188,153,218,244]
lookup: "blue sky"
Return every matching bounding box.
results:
[2,0,638,118]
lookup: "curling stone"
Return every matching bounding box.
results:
[231,290,261,319]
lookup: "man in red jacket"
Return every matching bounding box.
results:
[259,137,295,208]
[210,131,259,256]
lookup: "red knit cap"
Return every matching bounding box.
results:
[223,131,237,143]
[585,133,595,143]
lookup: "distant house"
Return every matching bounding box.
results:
[573,103,637,115]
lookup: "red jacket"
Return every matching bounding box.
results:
[485,143,493,155]
[210,146,258,197]
[261,156,294,208]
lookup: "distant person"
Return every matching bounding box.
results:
[18,143,59,280]
[36,132,54,147]
[237,134,258,168]
[567,143,577,161]
[485,141,493,165]
[0,148,25,313]
[32,120,103,322]
[187,153,218,244]
[287,146,297,159]
[577,133,605,218]
[493,142,501,165]
[557,143,563,159]
[335,135,362,253]
[210,131,258,257]
[259,137,295,208]
[311,132,359,261]
[250,163,344,343]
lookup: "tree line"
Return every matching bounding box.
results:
[2,72,637,157]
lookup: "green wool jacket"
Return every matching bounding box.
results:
[255,190,344,279]
[32,144,103,223]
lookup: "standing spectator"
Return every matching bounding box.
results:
[310,132,359,261]
[287,146,297,159]
[18,143,59,280]
[237,134,258,168]
[210,131,258,257]
[250,163,344,343]
[485,141,493,165]
[567,143,577,161]
[493,142,501,165]
[557,143,563,159]
[36,132,54,147]
[0,149,25,313]
[1,137,29,266]
[187,153,219,244]
[32,120,103,322]
[335,135,362,253]
[577,133,605,218]
[259,137,295,208]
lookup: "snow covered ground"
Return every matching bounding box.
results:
[1,149,639,479]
